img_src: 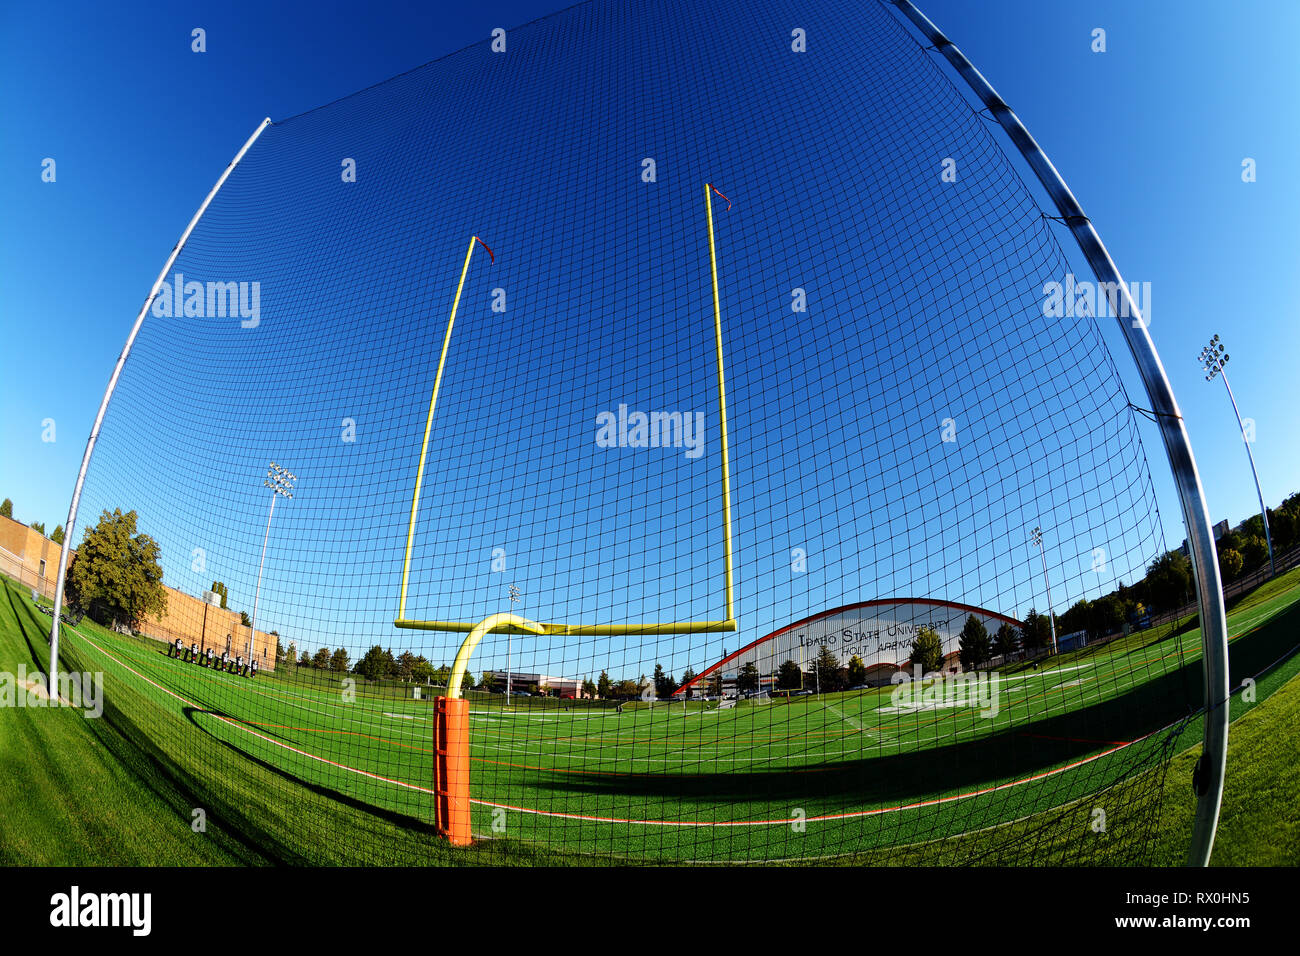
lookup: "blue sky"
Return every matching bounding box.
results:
[2,0,1297,678]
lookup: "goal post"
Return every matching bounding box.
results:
[394,183,739,639]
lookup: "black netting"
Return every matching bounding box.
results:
[54,0,1200,864]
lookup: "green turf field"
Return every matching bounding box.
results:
[3,568,1298,864]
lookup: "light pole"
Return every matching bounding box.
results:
[1200,335,1274,578]
[249,462,296,661]
[506,584,520,705]
[1030,526,1059,655]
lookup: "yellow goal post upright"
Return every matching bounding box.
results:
[394,181,738,640]
[398,184,739,845]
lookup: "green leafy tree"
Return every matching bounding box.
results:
[239,610,252,628]
[209,581,229,609]
[908,627,944,673]
[1058,599,1091,637]
[737,662,759,692]
[957,615,991,671]
[846,654,867,687]
[312,647,331,669]
[678,667,697,694]
[396,650,416,682]
[777,659,802,690]
[1020,610,1052,651]
[29,520,45,535]
[1239,535,1268,571]
[1087,595,1125,640]
[65,508,168,629]
[581,677,596,698]
[462,671,475,694]
[653,663,675,698]
[1240,514,1266,542]
[814,644,842,693]
[479,671,497,691]
[298,650,312,667]
[992,622,1020,660]
[357,645,391,681]
[597,670,611,699]
[51,524,65,545]
[411,657,435,683]
[330,648,350,672]
[0,499,11,519]
[284,641,297,666]
[1145,550,1192,612]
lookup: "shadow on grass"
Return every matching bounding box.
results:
[522,598,1300,811]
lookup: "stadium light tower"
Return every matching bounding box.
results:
[248,462,296,661]
[1029,526,1059,655]
[506,583,521,705]
[1199,336,1274,578]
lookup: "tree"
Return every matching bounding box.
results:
[957,615,991,672]
[51,524,64,545]
[678,667,697,693]
[1086,595,1125,640]
[1021,609,1052,651]
[284,641,297,666]
[581,677,596,698]
[777,659,802,690]
[653,663,675,698]
[312,647,331,669]
[239,610,252,628]
[1145,550,1192,612]
[737,662,759,692]
[209,581,229,609]
[908,627,944,674]
[992,622,1020,660]
[597,671,612,699]
[330,648,350,672]
[462,671,475,694]
[29,521,45,535]
[411,657,435,683]
[1239,535,1268,571]
[396,650,416,682]
[846,654,867,687]
[357,645,391,681]
[1058,599,1091,637]
[611,679,640,699]
[480,671,498,692]
[814,644,842,693]
[1218,547,1243,581]
[65,508,167,629]
[0,499,11,519]
[298,650,312,667]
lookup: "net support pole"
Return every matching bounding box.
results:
[47,116,273,684]
[890,0,1230,866]
[434,613,544,845]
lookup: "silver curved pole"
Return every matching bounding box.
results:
[890,1,1229,866]
[48,117,273,682]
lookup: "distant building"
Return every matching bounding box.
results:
[482,671,587,698]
